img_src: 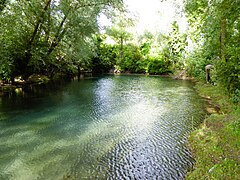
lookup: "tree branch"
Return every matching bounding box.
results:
[28,0,51,48]
[47,7,70,55]
[47,0,119,56]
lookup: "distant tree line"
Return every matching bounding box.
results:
[0,0,239,101]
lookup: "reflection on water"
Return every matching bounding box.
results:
[0,75,206,179]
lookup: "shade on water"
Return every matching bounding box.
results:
[0,75,206,179]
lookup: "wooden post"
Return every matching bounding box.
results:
[205,64,213,83]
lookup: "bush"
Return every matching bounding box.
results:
[215,55,240,94]
[117,44,143,73]
[146,55,172,75]
[185,50,211,80]
[92,44,118,73]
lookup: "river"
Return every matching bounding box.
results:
[0,75,206,179]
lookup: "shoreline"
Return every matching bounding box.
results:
[0,71,193,95]
[186,82,240,179]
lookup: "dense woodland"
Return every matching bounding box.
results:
[0,0,239,101]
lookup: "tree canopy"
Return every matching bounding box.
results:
[185,0,240,95]
[0,0,123,80]
[0,0,239,100]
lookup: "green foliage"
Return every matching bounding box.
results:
[92,36,173,75]
[145,54,172,75]
[92,35,118,73]
[138,31,155,57]
[230,89,240,104]
[185,49,211,80]
[117,44,142,72]
[167,21,187,69]
[0,62,11,81]
[105,10,135,66]
[185,0,240,97]
[0,0,7,12]
[135,31,173,74]
[215,59,240,93]
[140,42,151,56]
[0,0,123,81]
[117,45,172,75]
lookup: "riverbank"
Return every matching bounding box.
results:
[186,82,240,179]
[0,72,174,95]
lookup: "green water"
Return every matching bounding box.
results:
[0,75,206,179]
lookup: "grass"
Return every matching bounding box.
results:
[186,82,240,180]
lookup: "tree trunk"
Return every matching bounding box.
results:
[24,0,52,74]
[220,18,226,61]
[119,36,123,65]
[47,8,70,56]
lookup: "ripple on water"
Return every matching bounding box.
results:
[0,76,206,179]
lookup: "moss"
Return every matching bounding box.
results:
[28,74,50,84]
[186,82,240,179]
[0,85,17,92]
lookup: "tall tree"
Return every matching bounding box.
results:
[167,21,187,69]
[105,11,135,65]
[0,0,123,81]
[184,0,240,93]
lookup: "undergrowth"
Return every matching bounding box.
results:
[186,82,240,180]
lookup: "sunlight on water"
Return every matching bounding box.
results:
[0,76,206,179]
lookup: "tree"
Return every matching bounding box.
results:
[184,0,240,95]
[91,34,118,73]
[167,21,187,69]
[0,0,123,81]
[105,11,135,65]
[138,31,155,57]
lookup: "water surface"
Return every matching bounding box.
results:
[0,75,206,179]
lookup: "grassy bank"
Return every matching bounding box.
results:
[186,82,240,179]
